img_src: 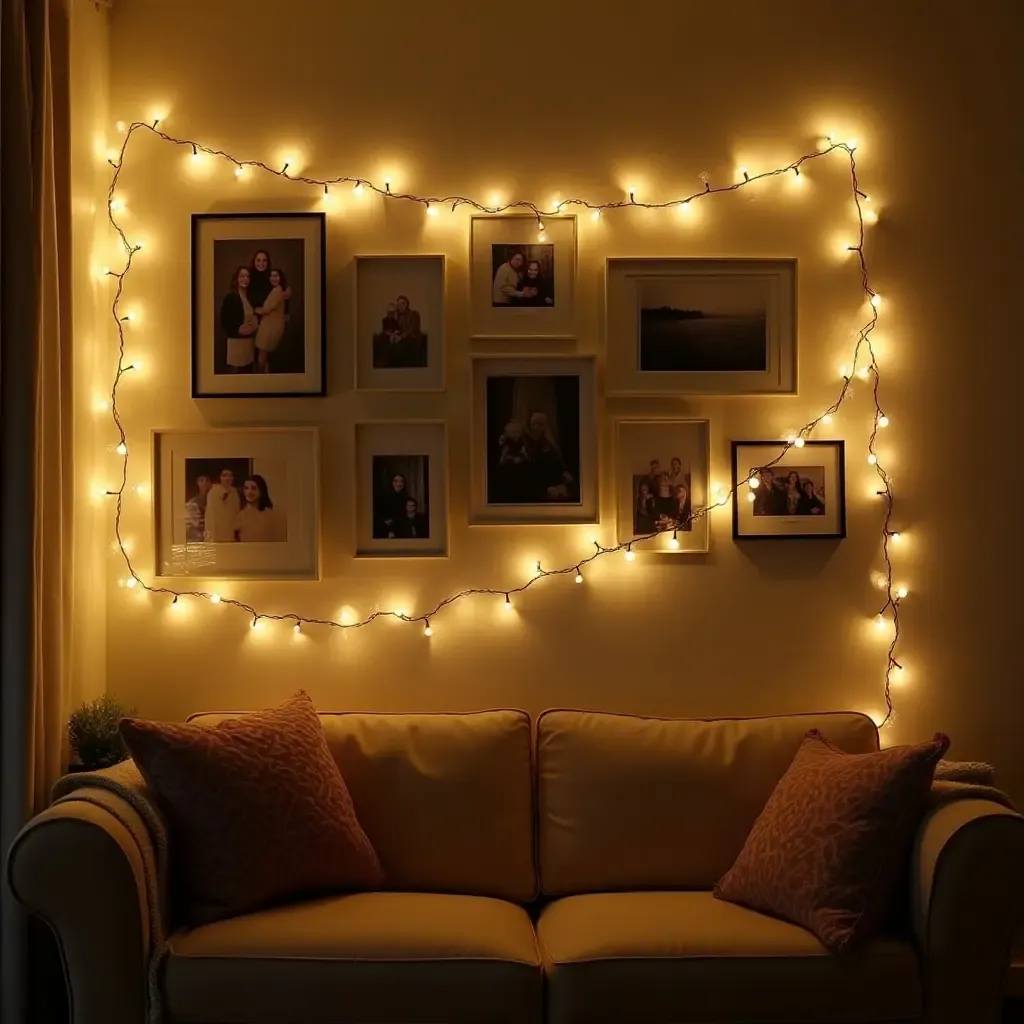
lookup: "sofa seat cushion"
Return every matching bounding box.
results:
[163,891,542,1024]
[537,891,921,1024]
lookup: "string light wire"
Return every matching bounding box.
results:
[102,121,900,726]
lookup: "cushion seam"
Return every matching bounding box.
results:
[168,951,541,965]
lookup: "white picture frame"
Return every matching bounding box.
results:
[470,215,577,339]
[354,421,448,557]
[615,419,711,553]
[605,257,797,396]
[471,355,597,525]
[154,427,319,580]
[354,255,445,392]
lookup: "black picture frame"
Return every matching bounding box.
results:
[190,212,327,399]
[731,439,847,540]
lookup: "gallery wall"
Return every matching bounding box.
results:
[86,0,1022,802]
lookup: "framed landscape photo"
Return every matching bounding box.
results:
[471,355,597,525]
[605,258,796,395]
[355,255,445,391]
[615,419,710,553]
[470,215,576,339]
[154,428,319,579]
[732,439,846,540]
[354,422,448,557]
[191,212,326,398]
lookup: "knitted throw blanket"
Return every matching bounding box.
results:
[50,758,1017,1023]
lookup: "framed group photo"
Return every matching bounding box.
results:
[154,427,320,579]
[605,258,796,396]
[470,215,577,339]
[471,355,597,525]
[615,419,710,553]
[354,255,445,391]
[191,212,326,398]
[732,439,846,540]
[354,422,448,557]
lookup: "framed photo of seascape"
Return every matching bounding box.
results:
[154,428,320,579]
[470,215,577,339]
[605,258,796,396]
[615,419,711,554]
[354,255,445,391]
[191,213,326,398]
[732,439,846,540]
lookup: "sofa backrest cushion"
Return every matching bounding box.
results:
[535,709,879,895]
[187,708,536,902]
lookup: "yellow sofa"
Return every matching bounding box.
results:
[8,709,1024,1024]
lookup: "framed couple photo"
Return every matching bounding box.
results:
[605,257,797,396]
[471,355,597,525]
[153,427,320,580]
[470,215,577,339]
[191,213,326,398]
[732,439,846,540]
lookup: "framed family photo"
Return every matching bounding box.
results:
[615,419,710,553]
[354,255,445,391]
[354,422,448,557]
[154,428,319,579]
[732,439,846,540]
[470,215,576,339]
[191,212,326,398]
[471,356,597,525]
[605,258,796,396]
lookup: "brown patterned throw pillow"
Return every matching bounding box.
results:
[120,691,383,925]
[714,728,949,953]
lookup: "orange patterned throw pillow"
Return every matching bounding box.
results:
[714,728,949,953]
[120,691,383,925]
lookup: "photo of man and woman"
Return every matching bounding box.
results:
[486,375,580,505]
[371,456,430,539]
[214,238,306,376]
[491,245,555,307]
[752,466,826,516]
[632,456,693,533]
[372,294,427,369]
[183,457,289,543]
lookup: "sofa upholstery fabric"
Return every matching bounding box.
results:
[162,891,542,1024]
[188,707,537,902]
[537,891,921,1024]
[536,710,879,895]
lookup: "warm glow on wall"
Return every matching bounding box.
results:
[96,116,906,727]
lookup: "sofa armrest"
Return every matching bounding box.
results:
[912,798,1024,1024]
[6,791,162,1024]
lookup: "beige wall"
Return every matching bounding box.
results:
[90,0,1022,802]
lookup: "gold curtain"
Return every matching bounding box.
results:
[1,0,73,1020]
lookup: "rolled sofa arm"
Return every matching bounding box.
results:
[912,798,1024,1024]
[7,790,162,1024]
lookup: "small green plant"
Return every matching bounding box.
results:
[68,694,136,770]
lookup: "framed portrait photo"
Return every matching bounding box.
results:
[471,355,597,525]
[191,212,326,397]
[154,428,319,579]
[354,422,448,557]
[354,255,445,391]
[605,258,796,396]
[615,419,710,553]
[470,215,576,339]
[732,440,846,540]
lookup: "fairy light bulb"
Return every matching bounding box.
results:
[669,533,680,549]
[115,120,126,133]
[251,617,262,630]
[115,442,127,455]
[210,593,222,604]
[738,166,749,181]
[426,203,437,217]
[125,577,136,589]
[890,532,902,543]
[234,165,246,178]
[748,476,760,489]
[822,414,834,425]
[504,594,513,611]
[839,364,851,379]
[424,622,433,636]
[867,453,878,465]
[170,595,181,611]
[874,614,886,630]
[293,622,302,634]
[591,209,601,221]
[746,491,757,503]
[877,415,889,428]
[383,176,392,191]
[624,545,635,562]
[870,294,882,308]
[574,569,583,584]
[895,586,908,599]
[353,182,365,196]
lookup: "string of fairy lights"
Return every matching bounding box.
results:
[100,119,903,726]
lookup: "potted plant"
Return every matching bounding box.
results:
[67,694,135,772]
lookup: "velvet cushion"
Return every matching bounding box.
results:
[714,728,949,953]
[120,691,382,925]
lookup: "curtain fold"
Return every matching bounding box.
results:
[1,0,74,1021]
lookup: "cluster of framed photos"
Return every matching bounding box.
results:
[161,211,846,580]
